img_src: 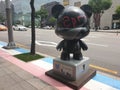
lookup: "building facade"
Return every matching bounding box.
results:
[0,0,14,24]
[0,0,119,29]
[0,0,6,23]
[100,0,120,29]
[11,0,62,26]
[62,0,120,29]
[62,0,89,6]
[1,0,90,26]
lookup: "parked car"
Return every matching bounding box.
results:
[42,26,52,29]
[103,26,110,30]
[0,24,8,31]
[13,25,27,31]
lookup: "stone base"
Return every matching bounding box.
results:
[45,68,96,90]
[53,57,90,81]
[3,42,17,49]
[45,57,96,89]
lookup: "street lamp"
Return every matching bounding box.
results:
[4,0,16,49]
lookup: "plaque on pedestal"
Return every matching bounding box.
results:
[53,57,89,81]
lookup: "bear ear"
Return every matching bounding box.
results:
[52,4,64,18]
[80,4,92,18]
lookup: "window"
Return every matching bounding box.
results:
[63,0,69,6]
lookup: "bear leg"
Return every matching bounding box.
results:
[61,51,70,60]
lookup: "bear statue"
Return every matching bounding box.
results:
[52,4,92,60]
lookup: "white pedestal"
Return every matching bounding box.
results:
[53,57,90,81]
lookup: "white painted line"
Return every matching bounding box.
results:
[30,59,53,70]
[35,40,57,47]
[0,48,22,55]
[36,40,108,47]
[87,35,97,38]
[84,79,117,90]
[87,42,108,47]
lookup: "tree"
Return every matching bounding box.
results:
[115,5,120,29]
[88,0,112,31]
[0,13,5,22]
[48,17,57,27]
[115,5,120,17]
[35,7,48,27]
[30,0,36,55]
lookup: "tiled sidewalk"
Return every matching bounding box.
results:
[0,52,57,90]
[0,40,72,90]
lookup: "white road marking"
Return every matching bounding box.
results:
[36,40,108,47]
[87,35,97,38]
[30,59,53,70]
[35,41,57,47]
[84,79,117,90]
[87,42,108,47]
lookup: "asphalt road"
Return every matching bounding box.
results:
[0,28,120,76]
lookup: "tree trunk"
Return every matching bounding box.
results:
[93,13,101,31]
[30,0,35,54]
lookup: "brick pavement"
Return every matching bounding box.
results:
[0,55,57,90]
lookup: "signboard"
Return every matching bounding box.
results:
[74,1,81,7]
[63,0,69,6]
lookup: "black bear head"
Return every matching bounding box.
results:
[52,4,92,40]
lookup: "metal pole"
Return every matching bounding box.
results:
[4,0,16,49]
